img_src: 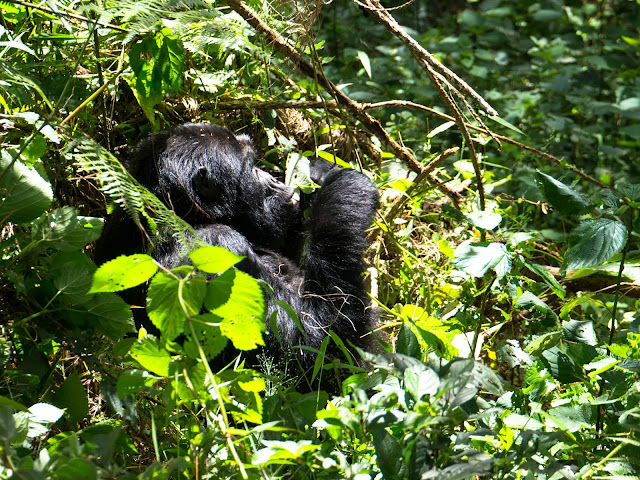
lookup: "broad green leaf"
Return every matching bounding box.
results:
[183,314,228,360]
[524,261,565,299]
[205,269,266,351]
[541,347,583,383]
[563,320,597,346]
[372,427,406,480]
[547,404,592,432]
[27,403,64,438]
[357,50,372,78]
[396,323,421,360]
[454,241,509,278]
[515,291,558,323]
[147,271,207,340]
[87,293,135,340]
[0,152,53,223]
[404,365,439,402]
[467,210,502,230]
[89,254,158,293]
[0,395,28,411]
[189,246,243,273]
[31,207,102,250]
[535,170,590,216]
[562,218,627,273]
[116,369,160,398]
[51,371,88,423]
[51,251,96,302]
[0,407,16,443]
[130,337,171,376]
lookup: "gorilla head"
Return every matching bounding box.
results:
[128,123,302,254]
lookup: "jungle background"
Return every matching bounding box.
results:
[1,0,640,478]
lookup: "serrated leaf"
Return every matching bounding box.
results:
[189,246,243,273]
[205,269,265,351]
[184,314,228,360]
[454,241,509,278]
[547,404,592,432]
[147,271,207,340]
[562,218,627,273]
[535,170,590,216]
[89,254,158,293]
[52,371,88,423]
[563,320,597,346]
[0,152,53,223]
[130,337,171,376]
[467,210,502,230]
[116,369,160,398]
[87,293,135,340]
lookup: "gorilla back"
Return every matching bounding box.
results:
[96,123,379,368]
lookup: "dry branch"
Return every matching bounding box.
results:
[222,0,422,174]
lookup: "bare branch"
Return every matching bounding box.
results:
[221,0,423,174]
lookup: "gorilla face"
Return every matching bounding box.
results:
[131,123,301,254]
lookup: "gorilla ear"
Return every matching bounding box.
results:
[193,167,221,199]
[235,134,257,164]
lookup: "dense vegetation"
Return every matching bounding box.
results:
[1,0,639,478]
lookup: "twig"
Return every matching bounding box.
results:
[358,0,488,214]
[221,0,423,174]
[4,0,127,32]
[355,0,497,117]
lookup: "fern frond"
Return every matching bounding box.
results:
[69,137,203,250]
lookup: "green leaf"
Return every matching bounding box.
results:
[0,407,16,444]
[0,152,53,223]
[130,337,171,376]
[524,261,565,300]
[453,241,510,278]
[535,170,590,216]
[26,403,64,438]
[87,293,135,340]
[467,210,502,230]
[205,269,266,351]
[184,314,228,360]
[562,218,627,273]
[357,50,372,78]
[147,271,207,340]
[116,369,160,398]
[372,427,406,480]
[30,207,102,250]
[188,246,243,273]
[489,115,525,135]
[396,323,421,359]
[563,320,597,346]
[51,371,88,423]
[50,251,96,302]
[541,346,583,383]
[89,254,158,293]
[428,120,456,138]
[547,404,592,432]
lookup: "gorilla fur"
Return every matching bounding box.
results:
[96,123,379,368]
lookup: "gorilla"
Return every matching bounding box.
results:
[96,123,379,368]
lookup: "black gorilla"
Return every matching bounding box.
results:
[97,123,379,367]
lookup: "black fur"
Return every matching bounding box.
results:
[96,123,379,367]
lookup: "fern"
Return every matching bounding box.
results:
[69,137,202,251]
